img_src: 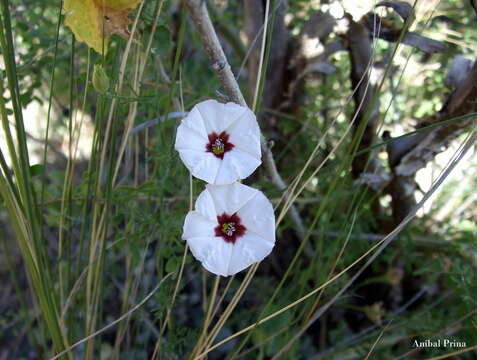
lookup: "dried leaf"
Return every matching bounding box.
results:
[64,0,141,54]
[362,13,447,54]
[445,55,473,89]
[403,32,447,54]
[376,1,413,21]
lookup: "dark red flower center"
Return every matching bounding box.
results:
[206,131,234,159]
[215,213,246,244]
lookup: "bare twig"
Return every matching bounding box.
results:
[129,111,186,136]
[183,0,308,240]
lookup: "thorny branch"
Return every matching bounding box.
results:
[183,0,308,242]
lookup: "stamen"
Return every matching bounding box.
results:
[206,131,234,159]
[215,213,245,244]
[221,222,236,236]
[212,138,225,155]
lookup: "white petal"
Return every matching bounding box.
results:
[226,148,261,180]
[227,233,275,275]
[213,156,240,185]
[226,108,261,159]
[205,182,258,215]
[177,150,221,184]
[197,100,246,134]
[210,148,262,184]
[175,123,208,152]
[187,236,233,276]
[183,183,277,277]
[186,236,216,263]
[183,211,216,239]
[237,191,276,243]
[194,187,218,221]
[181,106,208,137]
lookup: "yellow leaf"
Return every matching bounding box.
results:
[64,0,102,53]
[64,0,141,54]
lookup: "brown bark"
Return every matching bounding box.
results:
[346,18,380,179]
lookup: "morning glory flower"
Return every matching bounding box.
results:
[175,99,262,184]
[182,182,276,276]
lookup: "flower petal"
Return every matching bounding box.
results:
[196,100,246,134]
[237,191,275,243]
[187,236,233,276]
[183,183,276,276]
[177,150,221,184]
[183,212,216,239]
[181,106,208,137]
[226,148,262,179]
[227,233,274,275]
[225,108,261,159]
[205,182,258,215]
[175,123,208,152]
[194,188,218,221]
[213,157,240,185]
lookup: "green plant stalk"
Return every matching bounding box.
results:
[252,0,279,114]
[58,33,76,320]
[274,19,414,351]
[228,5,420,356]
[40,0,63,210]
[84,2,147,355]
[0,1,71,356]
[190,275,221,359]
[144,17,188,352]
[112,49,142,357]
[304,5,440,324]
[348,1,418,170]
[328,4,442,278]
[0,1,37,232]
[336,2,423,236]
[76,93,104,277]
[151,7,186,179]
[0,216,40,349]
[117,2,182,350]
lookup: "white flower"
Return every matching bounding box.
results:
[175,99,262,184]
[182,182,276,276]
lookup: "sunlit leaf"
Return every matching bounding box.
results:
[64,0,141,54]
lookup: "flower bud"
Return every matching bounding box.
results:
[93,64,109,94]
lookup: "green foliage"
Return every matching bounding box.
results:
[1,0,477,359]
